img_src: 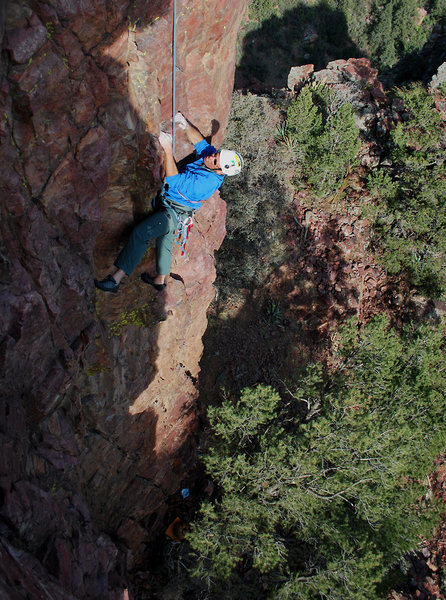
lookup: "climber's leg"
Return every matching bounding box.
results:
[156,218,177,276]
[114,211,172,276]
[94,210,172,293]
[140,208,178,290]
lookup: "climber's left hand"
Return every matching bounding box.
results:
[159,131,173,151]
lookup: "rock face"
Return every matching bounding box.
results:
[0,0,246,597]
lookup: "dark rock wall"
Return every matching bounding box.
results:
[0,0,246,597]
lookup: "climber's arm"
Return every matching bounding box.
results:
[184,120,205,145]
[175,112,205,145]
[159,132,179,177]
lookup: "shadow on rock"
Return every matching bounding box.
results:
[0,0,231,597]
[236,1,361,90]
[198,196,392,408]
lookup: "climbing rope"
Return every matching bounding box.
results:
[172,0,177,153]
[169,0,195,258]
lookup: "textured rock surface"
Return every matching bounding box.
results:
[0,0,246,597]
[431,61,446,88]
[287,63,314,91]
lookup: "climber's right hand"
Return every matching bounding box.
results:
[174,112,187,130]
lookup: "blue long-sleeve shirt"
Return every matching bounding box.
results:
[164,140,225,210]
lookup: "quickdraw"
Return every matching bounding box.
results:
[175,215,193,257]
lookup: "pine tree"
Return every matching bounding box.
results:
[368,1,398,69]
[186,317,446,599]
[366,83,446,296]
[308,101,361,195]
[283,85,360,198]
[286,86,323,150]
[392,0,426,57]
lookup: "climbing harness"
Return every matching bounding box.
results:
[161,195,195,257]
[172,0,177,153]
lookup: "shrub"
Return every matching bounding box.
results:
[216,92,294,298]
[283,84,361,199]
[368,0,434,70]
[238,0,439,85]
[366,83,446,297]
[186,316,446,599]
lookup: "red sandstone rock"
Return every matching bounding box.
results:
[287,64,314,91]
[5,12,48,64]
[416,7,428,26]
[372,85,387,103]
[313,68,345,85]
[0,0,247,597]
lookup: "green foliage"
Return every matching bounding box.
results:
[186,316,446,599]
[337,0,372,51]
[207,385,280,444]
[431,0,446,22]
[366,84,446,297]
[264,298,283,324]
[217,92,293,298]
[286,87,323,146]
[391,84,444,166]
[45,21,55,39]
[367,1,398,69]
[367,0,434,70]
[310,102,361,193]
[241,0,438,84]
[249,0,279,21]
[282,84,361,199]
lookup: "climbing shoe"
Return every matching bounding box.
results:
[141,273,166,291]
[94,274,120,293]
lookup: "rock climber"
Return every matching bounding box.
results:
[94,112,244,293]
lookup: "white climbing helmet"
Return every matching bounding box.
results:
[219,149,244,176]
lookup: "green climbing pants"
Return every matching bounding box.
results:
[114,207,179,276]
